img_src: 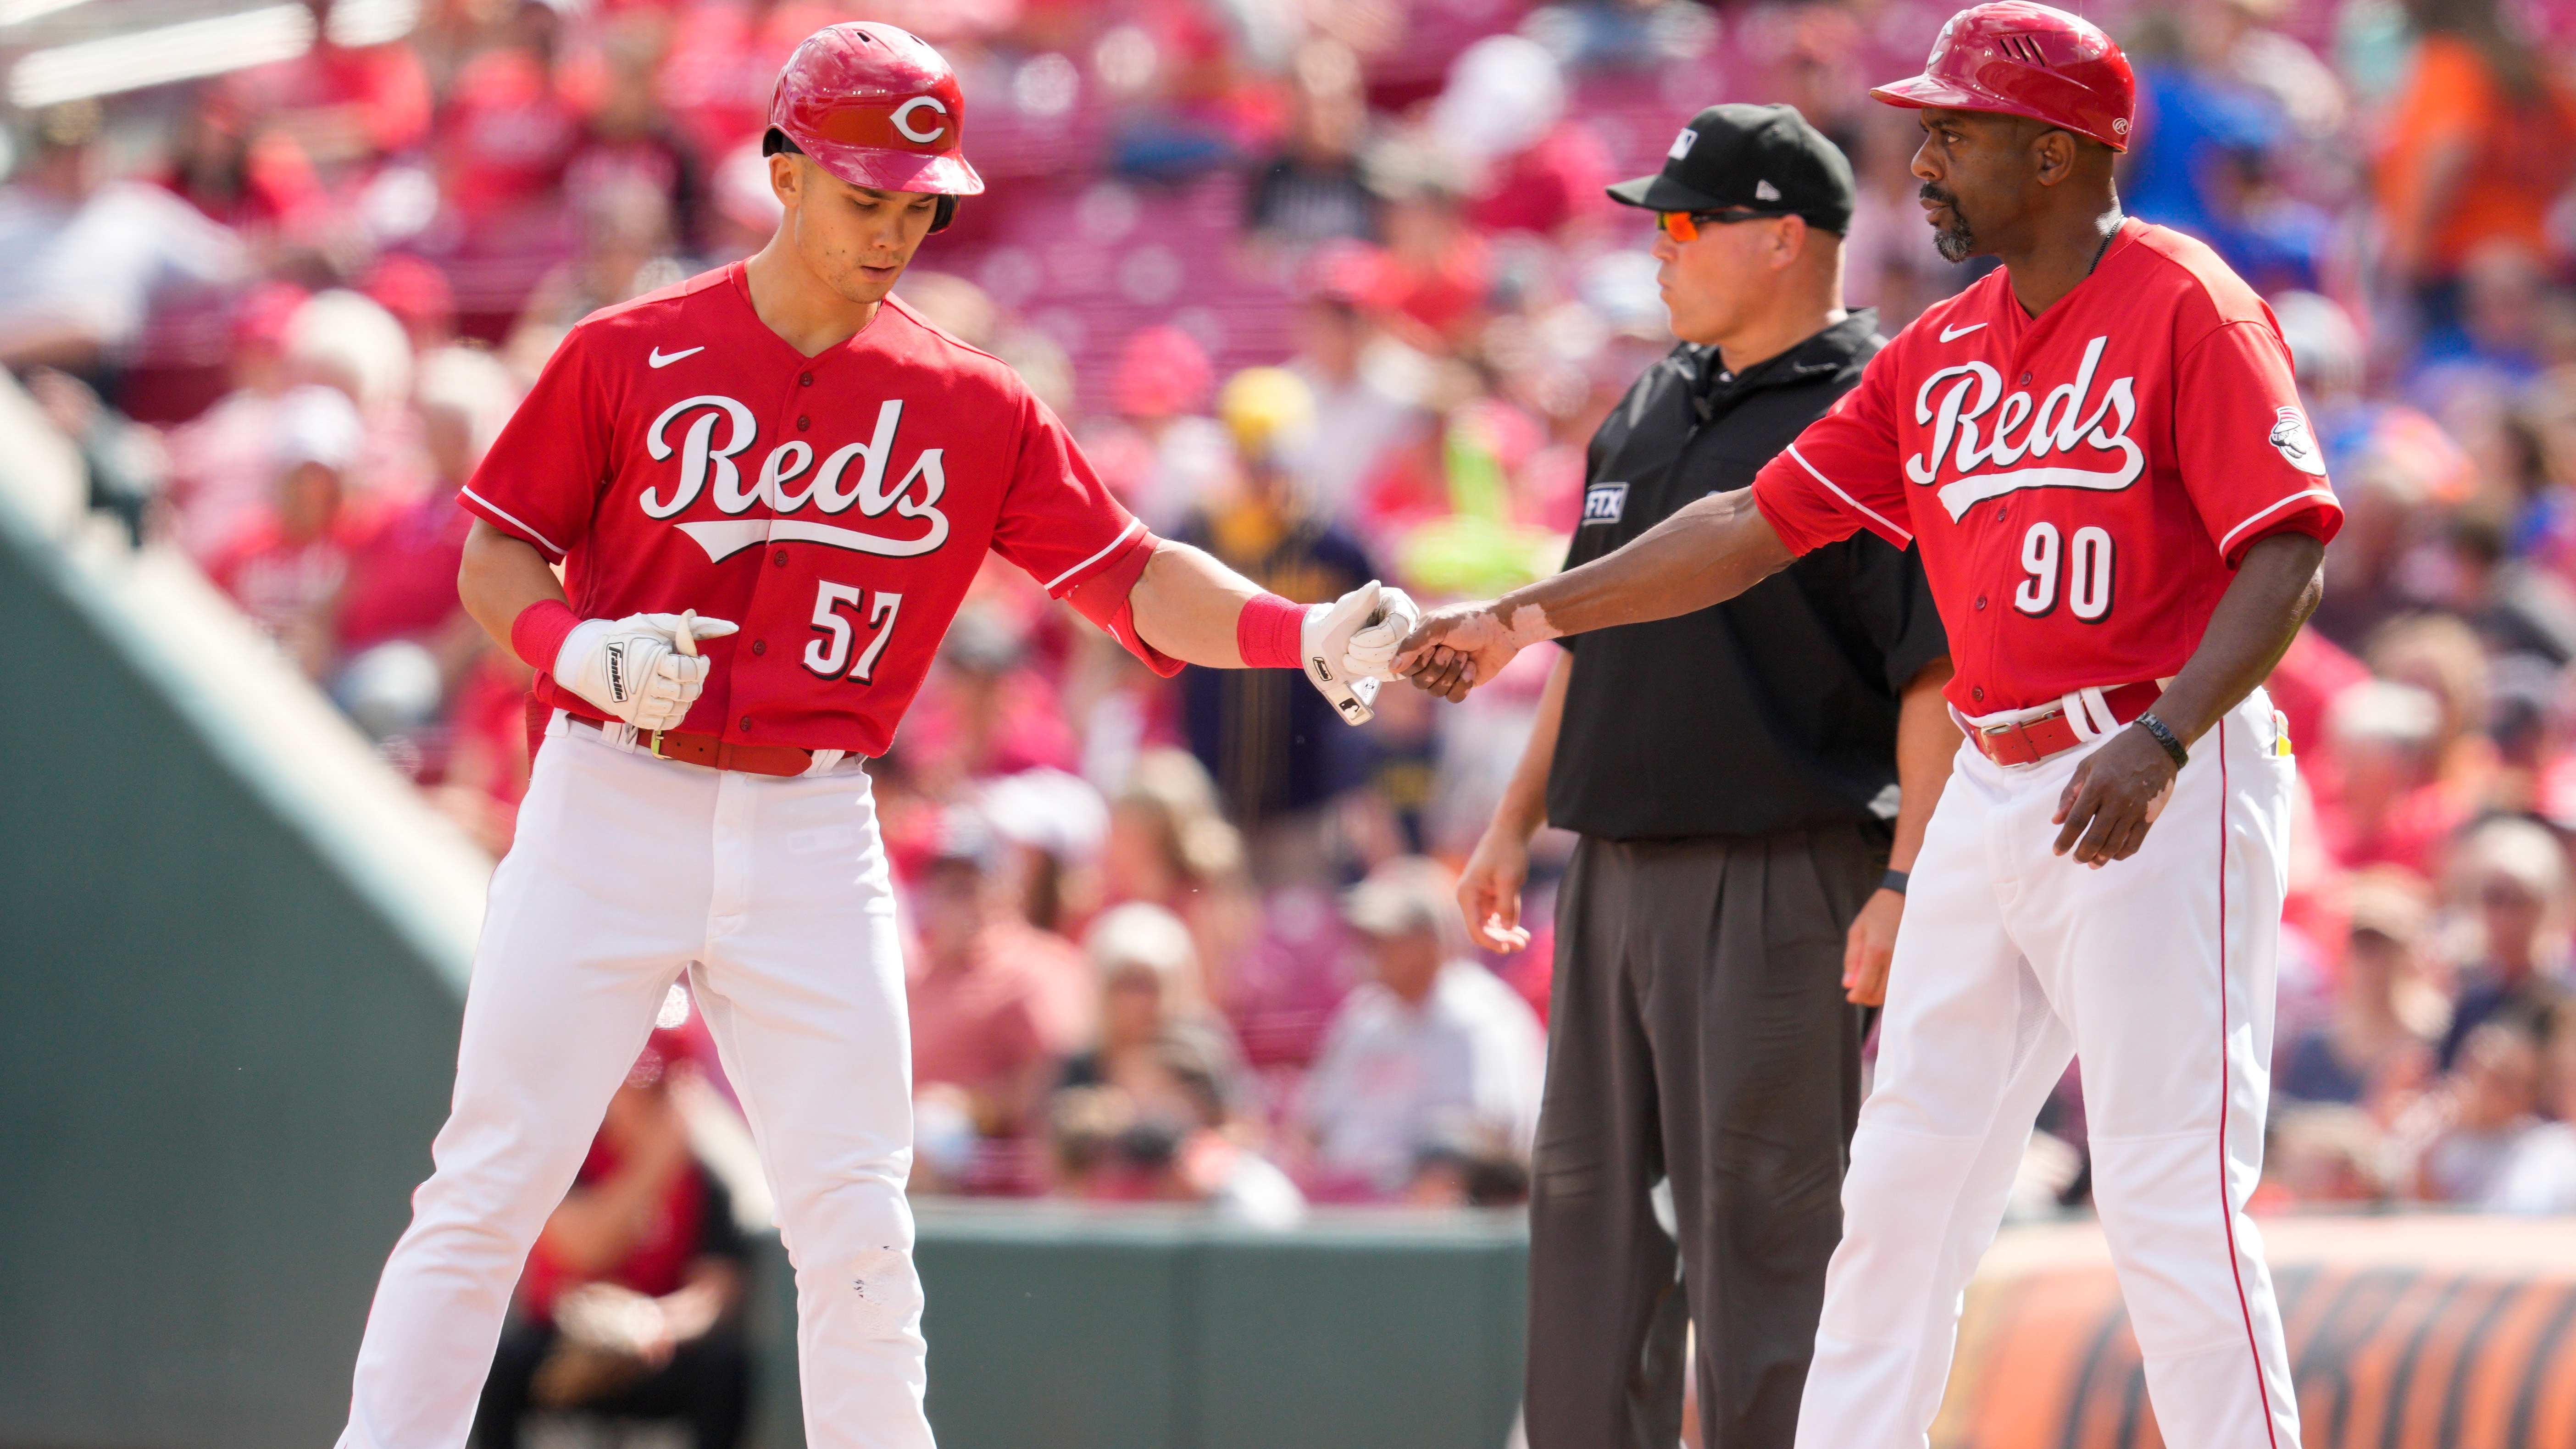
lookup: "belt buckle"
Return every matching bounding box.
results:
[648,729,668,760]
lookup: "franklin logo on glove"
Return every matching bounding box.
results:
[1298,581,1421,726]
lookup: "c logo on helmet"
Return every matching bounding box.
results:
[892,96,948,144]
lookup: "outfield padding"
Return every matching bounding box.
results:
[1934,1215,2576,1449]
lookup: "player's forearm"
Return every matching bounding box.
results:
[1889,657,1960,873]
[1489,650,1571,840]
[1125,540,1265,667]
[1491,489,1796,647]
[459,519,569,653]
[2144,531,2325,746]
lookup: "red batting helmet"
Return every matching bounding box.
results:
[1870,1,2136,153]
[766,22,984,228]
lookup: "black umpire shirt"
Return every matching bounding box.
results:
[1550,310,1949,841]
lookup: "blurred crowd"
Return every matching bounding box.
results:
[17,0,2576,1240]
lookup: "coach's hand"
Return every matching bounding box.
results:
[1457,820,1535,953]
[1842,888,1902,1005]
[2051,725,2179,868]
[1395,601,1522,702]
[558,612,740,733]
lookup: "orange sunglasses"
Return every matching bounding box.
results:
[1655,208,1781,242]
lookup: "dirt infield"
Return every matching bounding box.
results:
[1934,1217,2576,1449]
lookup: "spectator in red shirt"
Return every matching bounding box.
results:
[2315,679,2463,876]
[1366,139,1492,351]
[339,345,516,660]
[206,384,366,678]
[225,0,433,169]
[656,0,842,167]
[430,0,592,335]
[165,281,308,563]
[1428,35,1607,242]
[906,811,1093,1151]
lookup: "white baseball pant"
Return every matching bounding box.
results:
[1793,690,2300,1449]
[336,716,933,1449]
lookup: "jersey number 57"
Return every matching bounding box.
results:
[803,580,903,682]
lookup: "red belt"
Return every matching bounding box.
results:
[570,715,821,778]
[1965,681,2162,767]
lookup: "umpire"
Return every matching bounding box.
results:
[1455,105,1957,1448]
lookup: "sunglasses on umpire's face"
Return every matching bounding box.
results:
[1655,207,1786,242]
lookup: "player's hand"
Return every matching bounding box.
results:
[1300,581,1409,726]
[1842,887,1904,1005]
[1458,821,1534,953]
[556,612,741,733]
[2051,725,2180,868]
[1394,602,1521,702]
[1343,586,1421,681]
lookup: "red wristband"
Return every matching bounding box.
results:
[510,598,582,673]
[1236,593,1308,670]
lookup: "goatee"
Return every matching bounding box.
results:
[1921,184,1974,263]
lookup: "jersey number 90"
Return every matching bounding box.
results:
[2012,522,2115,622]
[803,579,904,682]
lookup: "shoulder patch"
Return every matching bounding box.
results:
[1582,482,1628,525]
[2269,406,2326,476]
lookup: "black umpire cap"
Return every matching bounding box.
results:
[1607,103,1856,235]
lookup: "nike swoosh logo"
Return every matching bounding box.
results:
[648,345,705,368]
[1939,323,1987,342]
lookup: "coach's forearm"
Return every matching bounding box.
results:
[1493,489,1797,645]
[459,518,568,651]
[2144,531,2325,745]
[1126,539,1264,667]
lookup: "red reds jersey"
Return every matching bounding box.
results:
[1751,219,2343,715]
[460,261,1146,755]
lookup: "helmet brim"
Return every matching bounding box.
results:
[798,139,986,197]
[1868,72,2129,152]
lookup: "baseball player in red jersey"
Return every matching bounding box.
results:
[1400,5,2335,1444]
[334,24,1415,1449]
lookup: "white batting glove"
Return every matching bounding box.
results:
[1343,586,1419,682]
[1300,581,1412,726]
[556,611,739,733]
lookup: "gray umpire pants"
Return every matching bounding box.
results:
[1524,825,1880,1449]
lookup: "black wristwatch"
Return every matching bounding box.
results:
[2133,711,2189,768]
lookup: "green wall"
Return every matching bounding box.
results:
[906,1205,1528,1449]
[0,507,471,1445]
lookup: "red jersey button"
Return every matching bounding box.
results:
[751,639,766,655]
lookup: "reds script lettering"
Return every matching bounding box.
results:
[1906,335,2141,520]
[641,394,951,562]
